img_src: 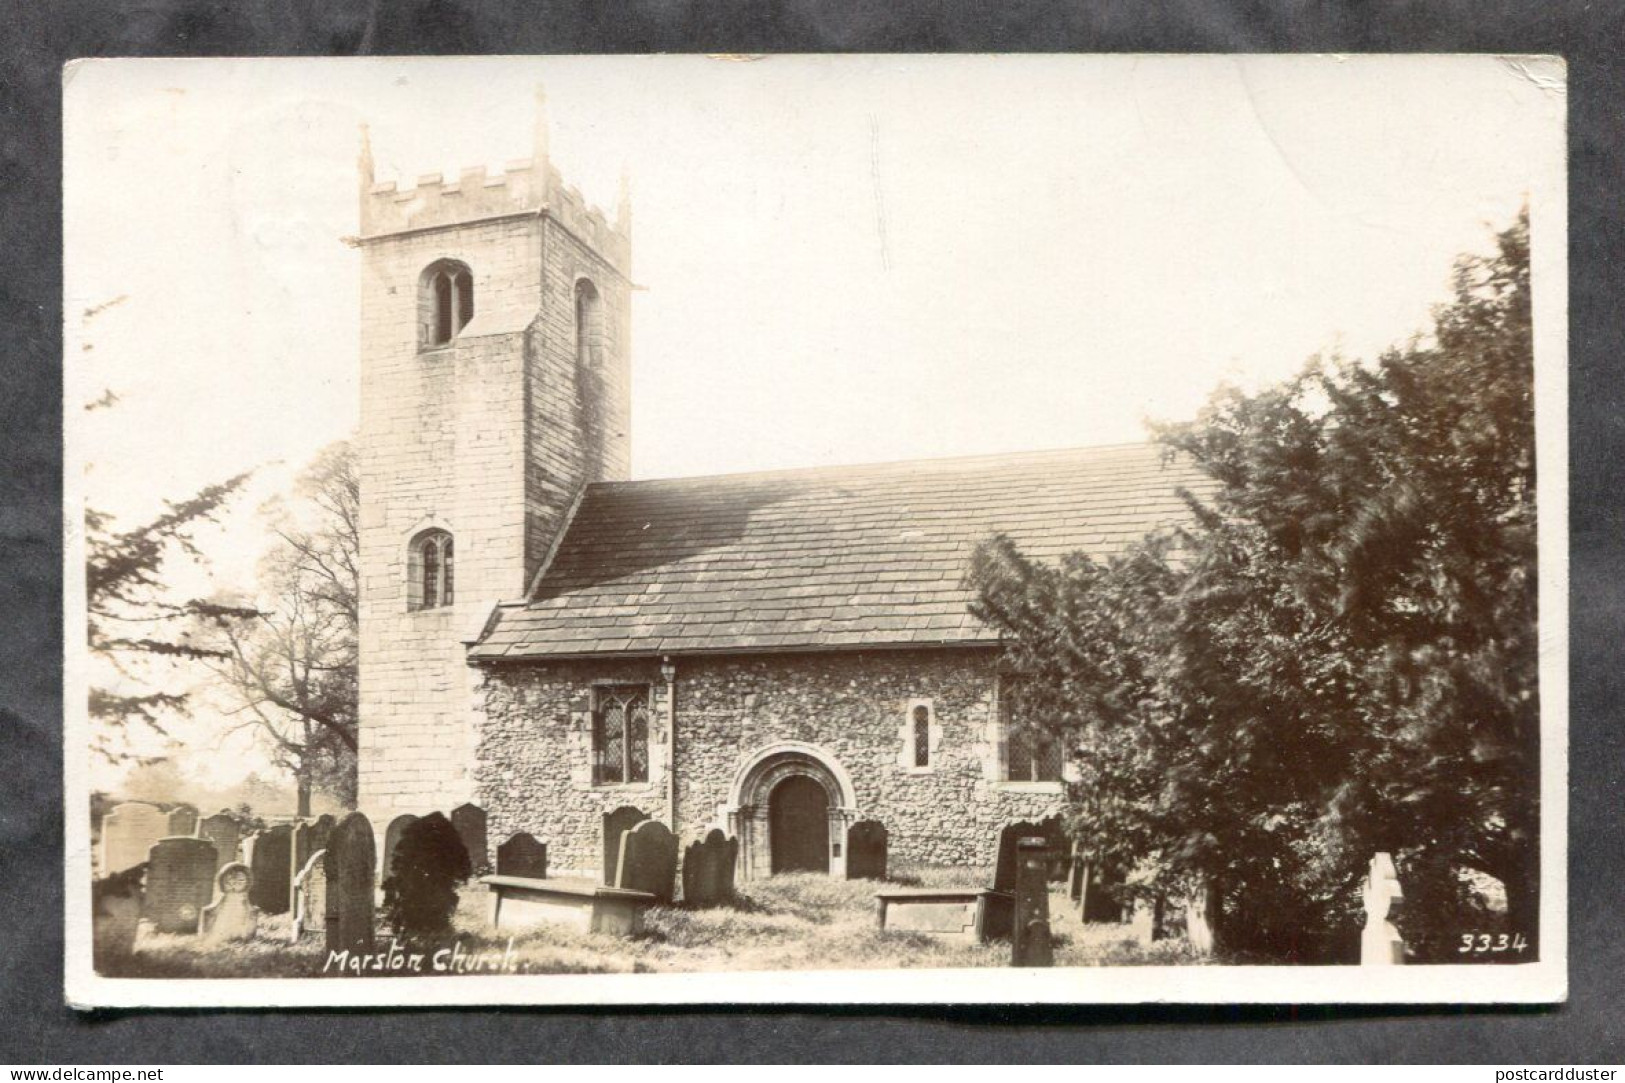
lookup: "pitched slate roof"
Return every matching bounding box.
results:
[469,442,1213,661]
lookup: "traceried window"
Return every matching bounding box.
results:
[592,685,649,786]
[409,529,454,611]
[1000,679,1065,783]
[912,704,932,768]
[420,260,473,348]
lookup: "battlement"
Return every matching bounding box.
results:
[358,111,631,276]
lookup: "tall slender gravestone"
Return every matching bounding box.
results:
[602,806,649,884]
[324,812,376,955]
[249,824,293,915]
[310,813,335,851]
[167,804,199,837]
[496,832,548,879]
[100,802,168,875]
[450,803,489,872]
[144,837,218,934]
[291,850,327,940]
[1011,837,1054,967]
[681,829,738,907]
[197,812,241,873]
[616,819,677,903]
[381,814,418,882]
[845,820,888,881]
[1361,852,1406,966]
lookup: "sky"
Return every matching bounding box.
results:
[63,55,1566,791]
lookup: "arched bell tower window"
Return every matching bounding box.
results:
[574,277,603,374]
[420,260,473,348]
[408,529,455,610]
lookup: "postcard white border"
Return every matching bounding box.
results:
[62,52,1569,1009]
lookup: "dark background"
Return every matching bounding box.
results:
[3,0,1621,1063]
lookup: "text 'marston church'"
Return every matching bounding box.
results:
[355,107,1203,878]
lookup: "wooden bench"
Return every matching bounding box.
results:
[874,887,1013,943]
[481,875,657,937]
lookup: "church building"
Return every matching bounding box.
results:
[354,113,1204,878]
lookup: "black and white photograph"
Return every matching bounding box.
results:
[62,54,1567,1007]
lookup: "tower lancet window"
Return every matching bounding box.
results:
[574,277,603,375]
[421,260,474,348]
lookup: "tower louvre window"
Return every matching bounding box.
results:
[409,529,454,611]
[574,277,603,375]
[420,260,474,348]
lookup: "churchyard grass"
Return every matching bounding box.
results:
[102,868,1216,978]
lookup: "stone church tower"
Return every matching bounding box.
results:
[354,100,632,816]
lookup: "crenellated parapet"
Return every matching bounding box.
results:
[361,160,630,274]
[357,94,631,275]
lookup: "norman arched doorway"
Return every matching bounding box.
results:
[725,742,858,879]
[769,775,830,874]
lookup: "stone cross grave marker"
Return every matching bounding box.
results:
[602,805,649,884]
[451,803,489,872]
[681,829,738,908]
[1361,851,1407,966]
[845,820,888,881]
[381,814,418,883]
[197,812,241,874]
[144,836,218,934]
[167,804,199,837]
[993,816,1065,893]
[200,862,257,946]
[616,819,677,903]
[496,832,548,879]
[324,812,376,956]
[291,849,327,941]
[249,824,293,915]
[1011,836,1055,967]
[100,802,168,875]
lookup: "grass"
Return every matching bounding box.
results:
[100,868,1217,979]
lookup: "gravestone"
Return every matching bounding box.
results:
[291,849,327,940]
[845,820,888,881]
[602,805,649,884]
[1184,881,1216,956]
[496,832,548,879]
[381,814,418,882]
[197,812,241,873]
[310,813,335,851]
[681,829,738,907]
[992,816,1066,892]
[100,802,168,875]
[144,836,218,934]
[92,864,146,970]
[1360,852,1406,966]
[450,803,489,871]
[615,819,678,904]
[324,812,376,955]
[167,804,199,837]
[249,824,293,915]
[1011,836,1054,967]
[201,862,256,946]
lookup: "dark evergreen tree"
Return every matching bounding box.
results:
[968,212,1537,961]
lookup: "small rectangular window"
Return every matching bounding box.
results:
[1001,679,1064,783]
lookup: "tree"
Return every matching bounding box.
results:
[204,441,360,815]
[86,467,255,762]
[968,212,1537,961]
[381,813,472,943]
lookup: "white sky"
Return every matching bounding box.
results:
[64,54,1565,790]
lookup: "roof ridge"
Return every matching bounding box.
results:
[596,440,1172,490]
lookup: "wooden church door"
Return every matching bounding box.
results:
[769,775,830,874]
